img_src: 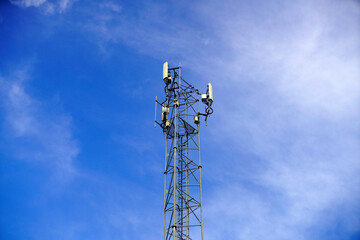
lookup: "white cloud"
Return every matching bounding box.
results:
[10,0,46,7]
[100,2,121,13]
[0,69,79,179]
[9,0,74,14]
[58,0,72,13]
[201,1,360,239]
[43,2,55,14]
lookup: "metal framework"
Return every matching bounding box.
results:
[155,62,213,240]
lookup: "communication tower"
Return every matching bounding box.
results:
[155,62,214,240]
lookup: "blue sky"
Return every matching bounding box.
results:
[0,0,359,239]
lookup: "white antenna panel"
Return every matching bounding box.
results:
[163,62,168,80]
[207,83,213,102]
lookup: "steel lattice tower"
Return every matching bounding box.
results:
[155,62,213,240]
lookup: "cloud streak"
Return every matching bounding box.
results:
[0,68,79,180]
[9,0,74,14]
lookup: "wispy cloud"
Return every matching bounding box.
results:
[99,2,121,13]
[9,0,47,7]
[82,0,360,238]
[203,1,360,239]
[9,0,74,14]
[0,68,79,180]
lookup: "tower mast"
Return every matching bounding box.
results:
[155,62,214,240]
